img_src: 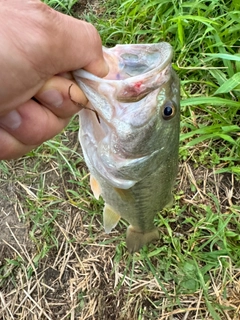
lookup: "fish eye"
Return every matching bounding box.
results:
[162,103,176,120]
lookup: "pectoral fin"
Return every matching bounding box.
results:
[103,204,121,233]
[90,175,101,200]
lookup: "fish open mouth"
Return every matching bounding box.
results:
[102,42,172,80]
[73,42,173,107]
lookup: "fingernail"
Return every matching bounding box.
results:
[95,59,109,78]
[0,110,22,130]
[38,89,63,108]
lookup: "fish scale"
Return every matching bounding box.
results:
[73,42,180,252]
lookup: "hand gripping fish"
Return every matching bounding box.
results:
[73,42,180,253]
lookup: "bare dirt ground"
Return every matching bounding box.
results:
[0,180,30,260]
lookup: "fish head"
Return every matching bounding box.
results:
[73,43,180,187]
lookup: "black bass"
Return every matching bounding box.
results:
[73,43,180,253]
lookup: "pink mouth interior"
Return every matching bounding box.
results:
[103,50,161,81]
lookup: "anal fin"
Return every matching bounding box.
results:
[103,204,121,233]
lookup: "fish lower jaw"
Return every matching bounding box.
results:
[126,225,160,253]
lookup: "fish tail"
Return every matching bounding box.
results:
[126,226,159,253]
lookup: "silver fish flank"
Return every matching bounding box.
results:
[73,42,180,252]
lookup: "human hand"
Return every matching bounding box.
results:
[0,0,108,160]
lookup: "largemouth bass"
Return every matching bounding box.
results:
[73,42,180,253]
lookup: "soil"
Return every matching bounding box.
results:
[0,178,31,261]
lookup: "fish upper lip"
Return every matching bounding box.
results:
[73,43,173,108]
[73,42,173,83]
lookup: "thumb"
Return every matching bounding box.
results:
[43,9,109,77]
[4,1,109,78]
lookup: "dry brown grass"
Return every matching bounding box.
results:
[0,135,239,320]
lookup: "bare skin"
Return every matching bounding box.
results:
[0,0,108,160]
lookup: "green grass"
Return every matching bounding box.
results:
[0,0,240,319]
[84,0,240,172]
[43,0,78,13]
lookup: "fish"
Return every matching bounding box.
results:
[73,42,180,253]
